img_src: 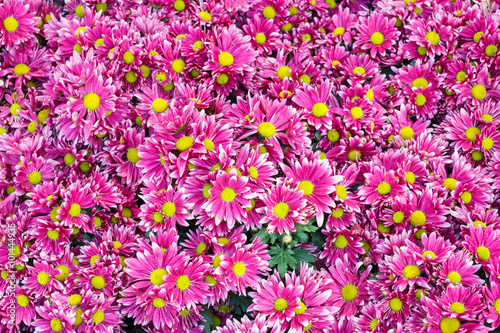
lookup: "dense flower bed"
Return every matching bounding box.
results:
[2,0,500,332]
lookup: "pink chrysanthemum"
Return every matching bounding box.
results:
[0,0,38,51]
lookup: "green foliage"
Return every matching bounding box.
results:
[228,291,252,315]
[268,245,317,277]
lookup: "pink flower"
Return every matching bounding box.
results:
[0,0,38,51]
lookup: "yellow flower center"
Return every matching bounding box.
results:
[443,178,456,190]
[465,126,481,142]
[370,32,384,45]
[150,268,168,286]
[405,171,416,184]
[403,265,420,279]
[152,98,168,113]
[276,66,291,80]
[10,103,21,116]
[392,211,404,223]
[377,181,391,195]
[294,300,306,314]
[425,31,440,45]
[249,166,258,179]
[482,138,493,150]
[205,275,217,286]
[416,94,426,106]
[123,51,135,64]
[83,93,101,111]
[176,136,194,151]
[127,148,140,163]
[331,207,344,218]
[255,33,266,44]
[370,319,378,330]
[92,309,104,324]
[69,294,82,306]
[341,284,358,301]
[274,298,288,311]
[3,17,18,32]
[400,126,414,140]
[348,150,361,161]
[474,31,484,42]
[471,84,487,100]
[258,122,276,137]
[218,52,234,67]
[336,185,347,199]
[64,153,75,166]
[174,0,186,10]
[263,6,276,19]
[409,210,426,226]
[440,317,460,333]
[334,234,348,248]
[14,64,30,76]
[299,180,314,195]
[333,27,345,36]
[161,201,176,217]
[91,275,105,289]
[55,265,70,282]
[350,107,363,119]
[17,294,29,307]
[28,171,42,185]
[312,103,328,117]
[494,299,500,315]
[172,59,186,73]
[299,74,311,84]
[327,130,340,143]
[471,151,484,161]
[152,297,166,308]
[353,67,365,75]
[418,46,427,55]
[422,250,436,259]
[69,203,81,217]
[176,275,190,290]
[485,45,498,57]
[232,262,246,276]
[450,302,465,314]
[199,11,212,21]
[220,188,236,202]
[51,318,63,332]
[447,271,461,283]
[274,202,289,218]
[389,297,403,311]
[477,246,490,260]
[412,77,428,89]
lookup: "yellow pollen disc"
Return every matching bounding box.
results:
[254,33,266,46]
[299,180,314,195]
[232,262,246,276]
[392,211,404,223]
[274,202,289,218]
[350,107,363,119]
[348,150,361,161]
[366,89,374,101]
[221,188,236,202]
[249,166,258,179]
[353,67,365,75]
[218,52,234,67]
[409,210,426,226]
[277,66,291,80]
[180,308,191,315]
[91,275,105,289]
[331,207,344,218]
[69,294,82,306]
[80,161,91,172]
[440,317,460,333]
[176,136,194,151]
[217,237,229,245]
[332,60,341,67]
[425,31,440,45]
[258,122,276,137]
[302,34,312,42]
[333,27,345,37]
[193,40,202,51]
[471,84,487,100]
[123,51,134,64]
[416,94,426,106]
[418,46,427,55]
[38,108,50,124]
[37,272,50,285]
[96,3,107,12]
[400,126,414,140]
[274,298,288,311]
[460,191,472,203]
[405,171,416,184]
[412,78,428,89]
[334,234,348,248]
[90,255,101,265]
[28,171,42,185]
[447,271,461,283]
[54,264,70,282]
[465,127,481,143]
[422,250,436,259]
[389,298,403,311]
[92,310,104,324]
[75,5,85,17]
[205,275,217,286]
[176,275,190,290]
[51,318,63,332]
[473,220,487,227]
[450,302,465,314]
[217,73,229,85]
[17,294,29,307]
[152,297,166,308]
[294,300,306,314]
[174,0,186,11]
[127,148,140,163]
[370,319,378,330]
[494,299,500,315]
[485,45,498,57]
[403,265,420,279]
[152,98,168,113]
[196,242,207,255]
[341,284,358,301]
[14,64,29,75]
[161,201,176,217]
[199,11,212,21]
[482,138,494,150]
[299,74,311,84]
[377,181,391,195]
[203,185,212,198]
[336,185,347,199]
[263,6,276,19]
[3,17,18,32]
[69,203,81,217]
[477,246,490,260]
[312,102,328,117]
[74,308,84,326]
[64,153,76,166]
[370,32,384,45]
[202,138,214,151]
[443,178,457,190]
[474,31,484,42]
[150,269,168,285]
[172,59,186,73]
[471,151,483,161]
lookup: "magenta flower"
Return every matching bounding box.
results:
[0,0,38,51]
[354,13,400,58]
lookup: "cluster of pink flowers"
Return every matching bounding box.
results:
[2,0,500,332]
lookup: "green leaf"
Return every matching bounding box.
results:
[269,246,296,276]
[228,291,252,316]
[253,228,279,245]
[292,248,317,269]
[200,309,213,333]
